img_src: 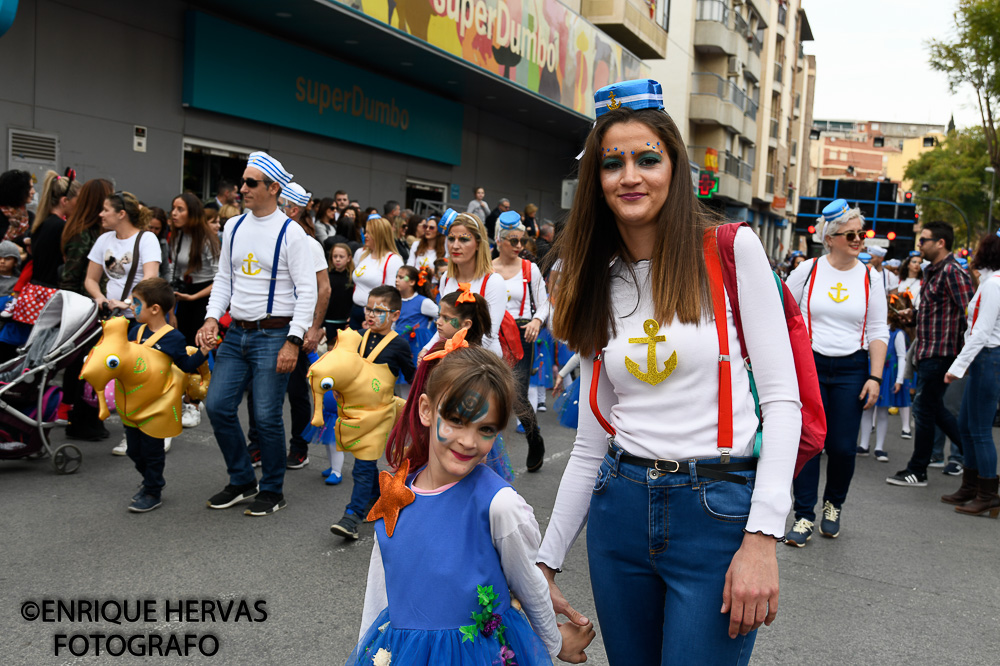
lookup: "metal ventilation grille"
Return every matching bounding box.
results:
[9,130,58,163]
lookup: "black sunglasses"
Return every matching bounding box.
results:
[506,237,525,247]
[918,237,939,245]
[831,230,864,243]
[240,177,271,189]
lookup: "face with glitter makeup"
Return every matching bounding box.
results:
[417,391,501,487]
[599,121,672,232]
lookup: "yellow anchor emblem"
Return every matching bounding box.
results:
[241,253,261,276]
[607,91,621,111]
[354,265,367,277]
[625,319,678,386]
[828,283,849,303]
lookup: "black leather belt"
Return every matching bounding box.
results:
[230,316,292,330]
[609,445,757,485]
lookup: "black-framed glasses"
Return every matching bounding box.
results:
[364,306,398,314]
[917,237,939,245]
[831,230,864,242]
[239,177,271,189]
[506,237,525,247]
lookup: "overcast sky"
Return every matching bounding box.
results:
[803,0,982,129]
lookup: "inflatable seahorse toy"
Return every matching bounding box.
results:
[308,328,406,462]
[79,317,210,438]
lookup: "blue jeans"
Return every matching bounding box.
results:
[958,347,1000,478]
[205,325,291,495]
[793,350,868,521]
[907,356,965,475]
[347,459,381,516]
[125,426,165,498]
[587,445,757,665]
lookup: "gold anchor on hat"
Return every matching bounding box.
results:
[241,253,261,276]
[625,319,677,386]
[829,283,849,303]
[607,91,621,111]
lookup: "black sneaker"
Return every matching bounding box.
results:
[928,457,946,468]
[886,470,927,487]
[128,493,162,513]
[206,482,258,509]
[901,430,912,440]
[250,448,262,468]
[132,484,146,502]
[784,518,814,547]
[330,513,361,539]
[874,450,889,462]
[244,491,286,516]
[819,501,841,538]
[856,446,870,457]
[286,451,310,470]
[943,461,964,476]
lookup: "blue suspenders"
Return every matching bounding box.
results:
[228,213,294,319]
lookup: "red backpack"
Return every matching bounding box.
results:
[479,274,525,366]
[704,223,826,477]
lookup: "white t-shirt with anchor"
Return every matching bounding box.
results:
[785,256,889,358]
[352,248,404,308]
[205,208,318,338]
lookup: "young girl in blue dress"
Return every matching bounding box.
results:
[349,343,594,665]
[394,265,438,397]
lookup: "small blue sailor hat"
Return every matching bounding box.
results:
[957,257,969,269]
[821,198,851,221]
[281,182,311,207]
[498,211,522,230]
[367,212,382,221]
[858,252,872,264]
[594,79,665,117]
[908,250,922,257]
[247,151,293,187]
[438,208,458,235]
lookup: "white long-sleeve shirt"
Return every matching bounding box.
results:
[898,277,922,309]
[537,227,801,568]
[352,249,404,307]
[205,209,317,338]
[785,256,890,356]
[359,484,562,659]
[500,260,550,323]
[422,272,507,357]
[948,269,1000,378]
[406,240,443,270]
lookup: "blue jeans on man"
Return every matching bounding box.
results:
[907,356,965,476]
[205,326,291,495]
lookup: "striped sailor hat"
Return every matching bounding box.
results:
[281,182,311,207]
[594,79,665,117]
[821,198,851,221]
[247,151,293,187]
[438,208,458,235]
[498,210,522,231]
[368,212,382,221]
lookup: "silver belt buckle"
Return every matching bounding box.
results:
[654,459,680,473]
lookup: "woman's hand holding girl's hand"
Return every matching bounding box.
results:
[538,563,591,626]
[859,379,880,409]
[557,621,596,663]
[552,372,564,395]
[893,382,902,393]
[721,532,779,639]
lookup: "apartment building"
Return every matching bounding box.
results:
[646,0,817,260]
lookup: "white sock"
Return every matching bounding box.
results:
[327,447,344,476]
[899,406,911,433]
[528,385,540,412]
[858,409,875,451]
[874,408,890,451]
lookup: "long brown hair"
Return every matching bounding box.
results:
[170,192,220,276]
[416,219,446,258]
[61,178,113,254]
[551,107,715,353]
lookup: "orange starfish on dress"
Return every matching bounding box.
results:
[366,459,417,537]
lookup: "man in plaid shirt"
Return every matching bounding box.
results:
[888,221,974,487]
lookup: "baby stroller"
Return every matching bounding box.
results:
[0,291,101,474]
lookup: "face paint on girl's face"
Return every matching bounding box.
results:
[420,396,502,487]
[436,303,464,339]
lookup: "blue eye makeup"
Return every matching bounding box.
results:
[601,156,624,169]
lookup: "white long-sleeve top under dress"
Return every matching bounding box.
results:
[537,227,802,569]
[785,256,890,357]
[501,260,550,324]
[421,272,507,358]
[948,268,1000,378]
[898,276,921,309]
[352,248,404,308]
[359,483,562,659]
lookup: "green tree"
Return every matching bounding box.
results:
[928,0,1000,171]
[905,128,993,245]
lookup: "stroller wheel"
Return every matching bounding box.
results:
[53,444,82,475]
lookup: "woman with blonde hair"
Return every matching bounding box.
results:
[32,169,82,287]
[523,203,539,238]
[350,215,403,329]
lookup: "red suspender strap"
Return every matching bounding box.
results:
[703,232,734,453]
[806,258,819,343]
[519,259,529,318]
[973,294,982,329]
[862,267,871,346]
[479,273,490,296]
[382,253,394,283]
[590,353,616,436]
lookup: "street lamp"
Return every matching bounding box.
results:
[987,166,996,234]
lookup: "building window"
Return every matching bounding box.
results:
[872,122,880,131]
[923,136,936,147]
[840,150,848,160]
[873,137,884,147]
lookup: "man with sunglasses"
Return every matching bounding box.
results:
[197,151,318,516]
[887,221,973,487]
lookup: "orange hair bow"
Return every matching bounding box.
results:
[455,282,476,304]
[417,269,428,287]
[424,327,470,361]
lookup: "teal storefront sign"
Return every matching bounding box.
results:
[183,11,463,165]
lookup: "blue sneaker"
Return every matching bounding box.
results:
[819,501,841,538]
[128,493,162,513]
[325,471,343,486]
[784,518,814,547]
[321,467,332,477]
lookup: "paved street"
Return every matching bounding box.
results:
[2,401,999,665]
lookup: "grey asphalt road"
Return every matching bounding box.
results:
[2,401,998,665]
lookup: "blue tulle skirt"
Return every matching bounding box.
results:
[554,376,581,429]
[483,433,514,483]
[877,376,912,408]
[302,390,339,446]
[398,324,436,386]
[530,329,554,388]
[347,606,553,666]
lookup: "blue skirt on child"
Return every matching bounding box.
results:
[529,329,555,389]
[554,376,580,429]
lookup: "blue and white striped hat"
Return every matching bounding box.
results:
[247,151,293,187]
[281,182,311,207]
[594,79,665,117]
[367,212,382,222]
[498,210,522,230]
[821,198,851,221]
[438,208,458,235]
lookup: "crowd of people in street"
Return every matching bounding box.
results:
[2,76,998,665]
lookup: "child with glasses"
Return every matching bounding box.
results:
[330,285,415,540]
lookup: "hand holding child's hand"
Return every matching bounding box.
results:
[557,620,596,663]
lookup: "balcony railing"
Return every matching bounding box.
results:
[739,160,753,183]
[733,10,749,37]
[774,62,784,84]
[766,173,775,194]
[745,97,759,120]
[777,3,787,26]
[770,117,779,139]
[691,72,748,113]
[696,0,729,24]
[750,29,763,55]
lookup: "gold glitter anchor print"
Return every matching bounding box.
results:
[625,319,677,386]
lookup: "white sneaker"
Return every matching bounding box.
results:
[112,438,128,456]
[181,403,201,428]
[164,437,172,453]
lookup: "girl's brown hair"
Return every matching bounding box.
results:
[439,290,492,346]
[330,242,355,287]
[61,178,113,254]
[551,107,715,353]
[386,346,516,472]
[416,217,446,259]
[170,192,220,277]
[397,264,431,298]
